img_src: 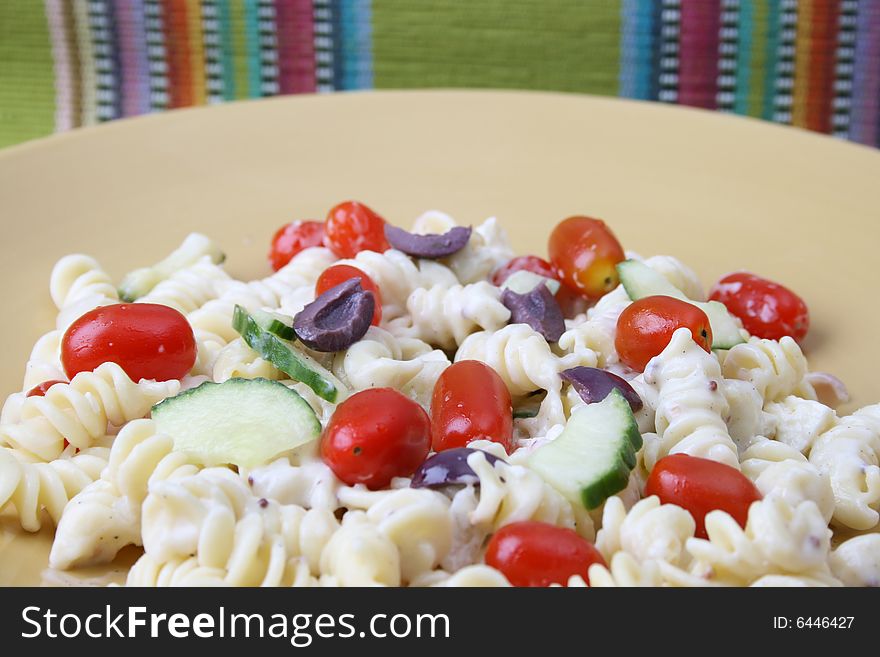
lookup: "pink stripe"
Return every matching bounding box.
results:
[854,1,880,144]
[275,0,317,94]
[45,0,74,131]
[678,0,721,109]
[115,0,142,116]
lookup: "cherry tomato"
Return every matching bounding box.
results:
[646,454,762,539]
[431,360,513,453]
[323,201,389,258]
[709,272,809,342]
[491,255,587,317]
[548,216,625,299]
[320,388,431,489]
[485,521,606,587]
[61,304,197,382]
[269,220,325,271]
[315,264,383,326]
[615,295,712,372]
[26,380,67,397]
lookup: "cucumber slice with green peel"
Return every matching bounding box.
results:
[501,270,561,296]
[616,259,745,349]
[120,233,225,301]
[249,308,296,340]
[152,378,320,468]
[233,305,343,402]
[527,389,642,510]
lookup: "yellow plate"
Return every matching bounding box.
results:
[1,91,879,585]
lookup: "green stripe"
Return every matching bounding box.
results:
[0,1,55,148]
[748,0,769,118]
[228,0,250,100]
[761,0,780,121]
[244,0,262,97]
[372,0,620,96]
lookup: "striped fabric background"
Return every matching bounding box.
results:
[0,0,878,148]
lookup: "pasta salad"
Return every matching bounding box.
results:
[1,201,878,587]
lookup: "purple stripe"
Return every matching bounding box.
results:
[115,0,152,116]
[850,0,880,144]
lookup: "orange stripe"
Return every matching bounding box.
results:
[186,0,207,105]
[792,0,813,127]
[163,0,194,108]
[806,0,840,133]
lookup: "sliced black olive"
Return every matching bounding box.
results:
[293,278,374,352]
[560,366,643,412]
[501,284,565,343]
[410,448,503,489]
[384,224,472,259]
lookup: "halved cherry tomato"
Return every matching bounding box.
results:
[491,255,587,317]
[709,272,809,342]
[269,220,325,271]
[646,454,762,539]
[315,264,383,326]
[615,295,712,372]
[61,304,197,382]
[431,360,513,453]
[320,388,431,489]
[548,216,625,300]
[324,201,389,258]
[485,521,606,587]
[26,380,67,397]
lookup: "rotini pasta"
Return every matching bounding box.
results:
[0,362,179,461]
[642,328,739,470]
[0,444,110,532]
[396,281,510,350]
[722,336,816,403]
[50,254,119,330]
[808,404,880,530]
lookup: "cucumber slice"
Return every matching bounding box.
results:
[501,270,561,296]
[527,389,642,510]
[249,308,296,341]
[233,305,341,402]
[616,259,745,349]
[152,378,320,468]
[119,233,225,301]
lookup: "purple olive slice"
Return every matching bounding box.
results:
[293,278,374,352]
[384,224,472,259]
[501,284,565,343]
[561,366,643,412]
[410,448,503,489]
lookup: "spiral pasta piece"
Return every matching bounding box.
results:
[136,467,340,586]
[642,255,706,301]
[464,450,594,538]
[442,216,515,284]
[338,248,459,320]
[397,281,510,350]
[332,327,449,409]
[0,444,109,532]
[49,419,198,569]
[21,330,66,392]
[686,497,838,585]
[319,512,401,587]
[211,338,282,383]
[642,328,739,470]
[456,324,560,398]
[740,439,834,522]
[808,404,880,530]
[139,256,230,315]
[557,286,630,368]
[722,336,815,402]
[595,496,695,568]
[1,362,179,461]
[829,534,880,587]
[50,254,120,330]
